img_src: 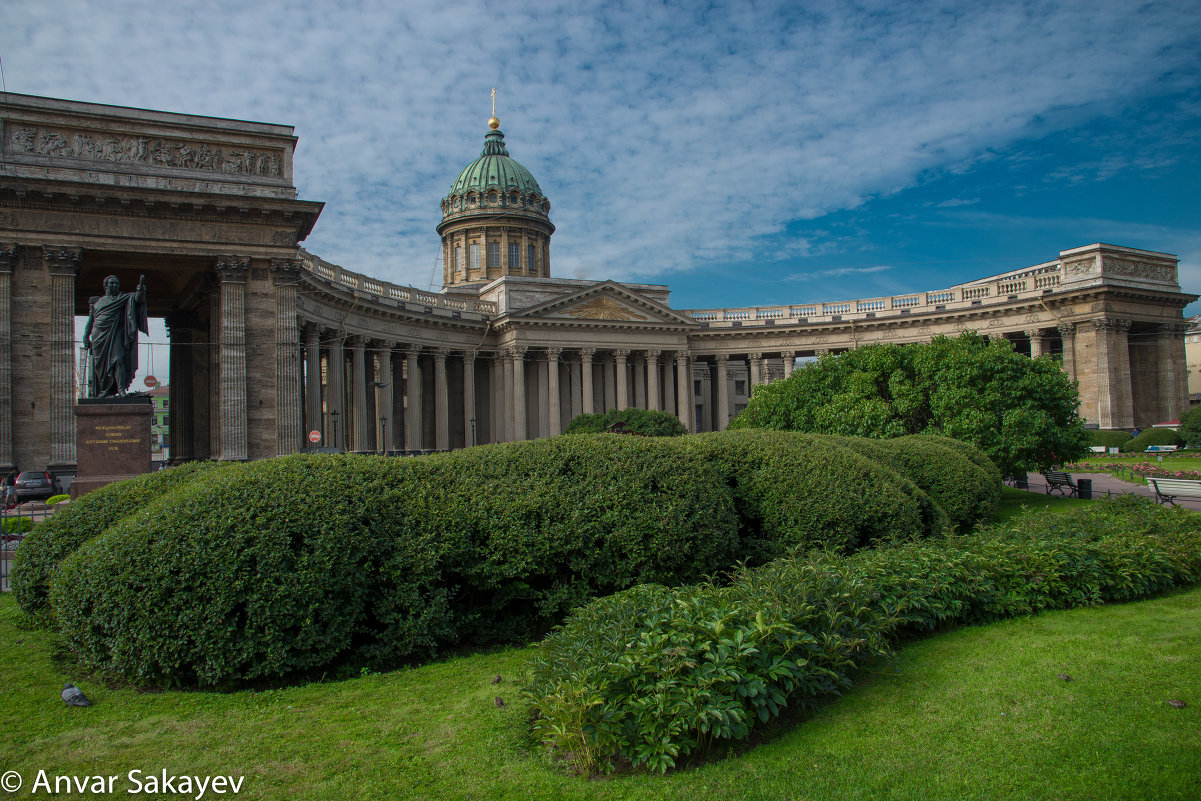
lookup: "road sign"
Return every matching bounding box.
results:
[308,430,321,444]
[144,375,158,388]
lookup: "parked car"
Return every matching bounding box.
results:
[14,470,62,502]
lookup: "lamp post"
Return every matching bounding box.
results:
[380,415,387,454]
[470,417,477,447]
[331,409,340,451]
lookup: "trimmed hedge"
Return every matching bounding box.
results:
[524,496,1201,774]
[1088,429,1133,449]
[564,408,688,437]
[48,438,742,685]
[12,461,232,613]
[1121,428,1183,452]
[812,434,1000,532]
[670,430,948,560]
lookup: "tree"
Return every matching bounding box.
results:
[563,407,688,437]
[728,332,1089,478]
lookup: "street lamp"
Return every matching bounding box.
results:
[331,409,340,451]
[470,417,477,447]
[380,415,387,454]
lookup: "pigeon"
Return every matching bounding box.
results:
[1057,673,1072,682]
[61,683,92,707]
[494,696,506,708]
[1167,699,1186,709]
[491,675,502,685]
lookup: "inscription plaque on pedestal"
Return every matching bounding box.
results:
[71,397,154,498]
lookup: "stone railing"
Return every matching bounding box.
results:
[299,252,497,317]
[686,263,1066,325]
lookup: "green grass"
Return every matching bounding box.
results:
[993,486,1091,523]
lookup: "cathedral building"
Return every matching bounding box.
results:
[0,93,1194,475]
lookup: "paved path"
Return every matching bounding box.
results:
[1019,471,1201,512]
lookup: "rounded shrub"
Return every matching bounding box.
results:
[1088,429,1133,449]
[815,434,1000,532]
[671,429,946,560]
[563,407,687,437]
[13,460,232,614]
[49,438,740,686]
[1121,428,1183,452]
[1176,406,1201,448]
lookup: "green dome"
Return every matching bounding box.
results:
[446,128,543,198]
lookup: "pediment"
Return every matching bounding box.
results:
[510,281,695,326]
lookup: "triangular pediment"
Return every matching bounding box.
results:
[510,281,696,326]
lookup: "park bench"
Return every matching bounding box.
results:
[1042,470,1079,497]
[1148,477,1201,506]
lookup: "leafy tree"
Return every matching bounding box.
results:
[728,332,1089,477]
[1176,405,1201,448]
[563,407,687,437]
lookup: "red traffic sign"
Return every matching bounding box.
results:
[144,375,158,388]
[308,430,322,444]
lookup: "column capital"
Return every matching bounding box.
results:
[215,255,250,283]
[613,349,630,361]
[0,243,18,273]
[748,351,763,361]
[1057,322,1076,337]
[1093,317,1130,332]
[508,345,528,359]
[1161,322,1190,336]
[405,344,424,357]
[270,258,303,286]
[676,351,692,365]
[714,352,729,364]
[432,348,450,361]
[579,347,596,361]
[42,245,81,276]
[814,348,830,357]
[1025,329,1047,341]
[545,347,563,360]
[644,349,661,361]
[349,335,367,350]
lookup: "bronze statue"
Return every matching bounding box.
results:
[82,274,148,397]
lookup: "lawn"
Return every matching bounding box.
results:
[1,490,1197,801]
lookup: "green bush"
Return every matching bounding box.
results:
[670,430,947,560]
[45,494,70,506]
[812,434,1000,532]
[12,461,231,614]
[563,407,687,437]
[3,516,34,535]
[1088,429,1133,449]
[1176,406,1201,447]
[49,438,740,686]
[524,496,1201,774]
[1120,428,1183,453]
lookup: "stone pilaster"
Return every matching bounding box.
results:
[215,256,250,460]
[462,350,476,446]
[164,310,198,462]
[405,346,423,450]
[546,347,562,436]
[271,259,303,455]
[714,354,730,431]
[434,349,450,450]
[1090,317,1133,429]
[304,324,322,441]
[512,346,528,441]
[614,349,630,411]
[646,350,661,411]
[0,245,15,470]
[44,246,80,470]
[676,352,692,432]
[1157,324,1187,423]
[1058,323,1076,382]
[580,347,596,415]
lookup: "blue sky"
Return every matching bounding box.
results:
[3,0,1200,320]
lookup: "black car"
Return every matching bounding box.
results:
[14,470,62,501]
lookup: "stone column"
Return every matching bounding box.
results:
[646,350,661,411]
[632,353,646,410]
[350,336,368,452]
[379,342,396,452]
[491,352,504,443]
[304,324,322,441]
[0,245,12,471]
[1026,330,1048,359]
[580,347,596,415]
[1091,318,1133,429]
[216,256,250,460]
[271,259,303,455]
[502,350,515,442]
[44,246,80,470]
[748,352,763,390]
[675,352,692,432]
[783,351,796,379]
[328,334,345,450]
[614,349,630,410]
[434,349,450,450]
[714,354,730,431]
[1112,319,1134,428]
[512,346,528,440]
[663,355,676,417]
[165,311,197,462]
[546,348,562,436]
[1058,324,1076,382]
[405,346,422,450]
[567,357,580,419]
[462,350,476,447]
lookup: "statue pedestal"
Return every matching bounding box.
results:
[71,396,154,499]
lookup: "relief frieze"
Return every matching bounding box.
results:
[7,124,283,177]
[1103,258,1175,282]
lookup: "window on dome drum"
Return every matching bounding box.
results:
[488,193,497,204]
[469,244,481,271]
[510,193,518,204]
[527,244,537,275]
[487,242,500,268]
[509,242,520,270]
[455,246,464,273]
